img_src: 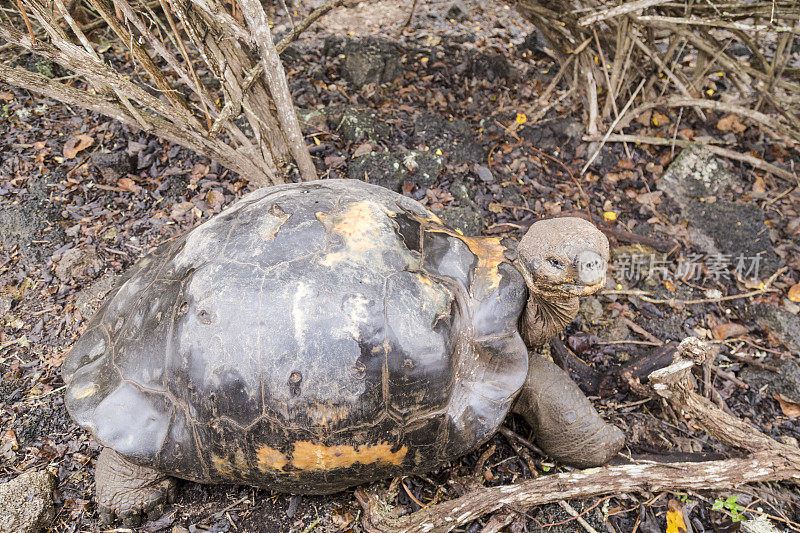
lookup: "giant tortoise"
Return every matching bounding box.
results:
[63,179,624,523]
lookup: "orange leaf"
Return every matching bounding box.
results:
[717,114,747,134]
[711,322,749,340]
[63,134,94,159]
[666,500,687,533]
[775,394,800,418]
[651,112,670,127]
[118,177,141,193]
[789,283,800,303]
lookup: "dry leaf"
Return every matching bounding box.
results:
[788,283,800,303]
[711,322,750,340]
[0,92,14,102]
[635,190,663,207]
[717,114,747,134]
[666,499,687,533]
[118,177,141,194]
[353,143,373,158]
[752,176,766,194]
[774,394,800,418]
[488,202,503,214]
[651,112,670,127]
[63,134,94,159]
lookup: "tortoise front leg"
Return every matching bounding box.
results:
[512,354,624,468]
[95,447,176,526]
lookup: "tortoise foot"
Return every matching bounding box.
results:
[95,448,176,526]
[513,354,625,468]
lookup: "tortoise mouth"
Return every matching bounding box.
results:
[530,277,605,298]
[559,278,605,296]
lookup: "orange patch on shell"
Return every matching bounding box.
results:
[461,236,506,293]
[256,445,288,472]
[211,455,235,476]
[317,202,388,252]
[289,441,407,471]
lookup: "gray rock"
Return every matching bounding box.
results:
[475,165,494,183]
[500,184,523,206]
[445,0,469,21]
[520,29,549,55]
[741,360,800,404]
[744,304,800,351]
[75,272,119,317]
[0,470,56,533]
[35,60,56,79]
[342,38,403,87]
[329,107,392,143]
[0,201,64,263]
[579,296,603,324]
[657,144,740,209]
[295,108,327,131]
[685,200,781,275]
[449,180,473,205]
[54,246,102,282]
[347,151,443,191]
[91,151,133,181]
[520,117,582,152]
[440,206,484,236]
[659,145,780,275]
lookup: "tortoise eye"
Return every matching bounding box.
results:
[548,257,565,270]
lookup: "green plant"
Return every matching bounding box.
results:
[712,496,745,522]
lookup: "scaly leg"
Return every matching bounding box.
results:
[512,354,625,468]
[95,447,176,526]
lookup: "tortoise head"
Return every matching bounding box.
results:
[517,217,609,298]
[514,217,609,345]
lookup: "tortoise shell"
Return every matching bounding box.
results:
[63,179,529,493]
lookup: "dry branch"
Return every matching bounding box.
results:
[504,0,800,149]
[0,0,337,186]
[358,453,800,533]
[357,338,800,533]
[583,134,798,183]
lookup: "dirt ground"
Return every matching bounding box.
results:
[1,0,800,532]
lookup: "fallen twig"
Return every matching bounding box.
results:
[357,451,800,533]
[583,134,798,184]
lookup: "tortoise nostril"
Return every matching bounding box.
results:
[575,251,607,284]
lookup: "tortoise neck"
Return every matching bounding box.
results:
[513,258,580,347]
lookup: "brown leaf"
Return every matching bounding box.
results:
[1,429,17,451]
[774,394,800,418]
[63,134,94,159]
[118,177,141,193]
[651,112,670,127]
[717,114,747,134]
[788,282,800,303]
[0,92,14,102]
[205,189,225,211]
[353,143,374,158]
[488,202,503,214]
[711,322,750,340]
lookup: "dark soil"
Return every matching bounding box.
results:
[1,1,800,532]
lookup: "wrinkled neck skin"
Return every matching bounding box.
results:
[513,259,580,347]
